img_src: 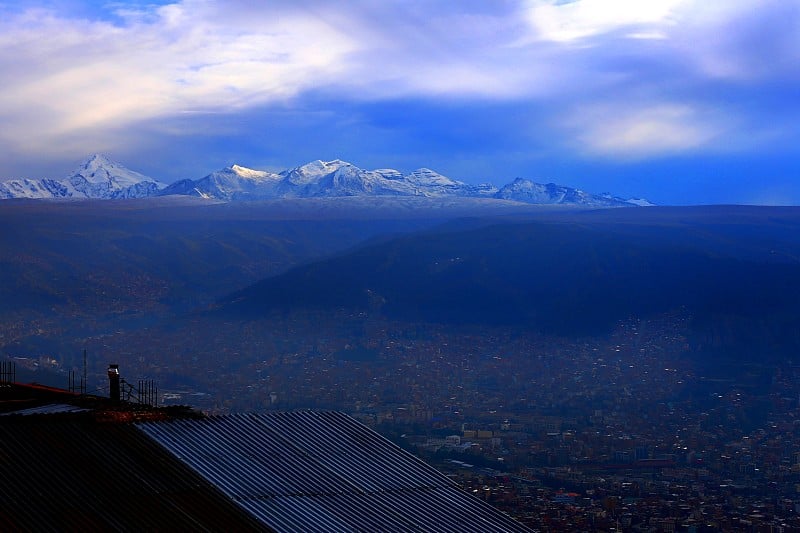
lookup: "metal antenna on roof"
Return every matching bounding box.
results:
[82,349,87,396]
[70,350,88,395]
[137,379,159,407]
[0,361,14,385]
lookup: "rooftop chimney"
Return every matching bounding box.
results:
[107,364,120,403]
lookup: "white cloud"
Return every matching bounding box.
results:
[0,0,795,170]
[674,1,800,82]
[565,103,726,158]
[0,2,360,153]
[524,0,688,43]
[0,1,564,162]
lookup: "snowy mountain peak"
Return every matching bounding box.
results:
[625,198,656,207]
[0,154,167,199]
[496,178,645,207]
[83,153,115,168]
[374,169,404,180]
[406,168,461,186]
[281,159,354,187]
[230,164,252,174]
[295,159,351,174]
[228,164,278,180]
[68,154,164,190]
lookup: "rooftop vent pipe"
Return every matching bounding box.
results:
[107,364,120,403]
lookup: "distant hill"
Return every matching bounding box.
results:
[0,199,444,316]
[218,206,800,355]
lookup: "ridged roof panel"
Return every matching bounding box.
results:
[138,410,529,532]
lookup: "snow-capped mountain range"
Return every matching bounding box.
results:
[0,155,652,206]
[0,154,166,200]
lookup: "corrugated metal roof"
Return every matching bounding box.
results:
[138,411,530,532]
[0,403,89,416]
[0,413,267,531]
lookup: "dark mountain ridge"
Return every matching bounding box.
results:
[0,199,449,316]
[218,206,800,356]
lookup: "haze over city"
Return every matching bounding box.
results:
[1,0,799,205]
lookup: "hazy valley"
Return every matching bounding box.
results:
[4,198,800,527]
[4,199,800,391]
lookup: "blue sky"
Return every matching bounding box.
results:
[0,0,798,204]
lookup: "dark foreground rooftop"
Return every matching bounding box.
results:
[0,411,263,531]
[0,383,528,532]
